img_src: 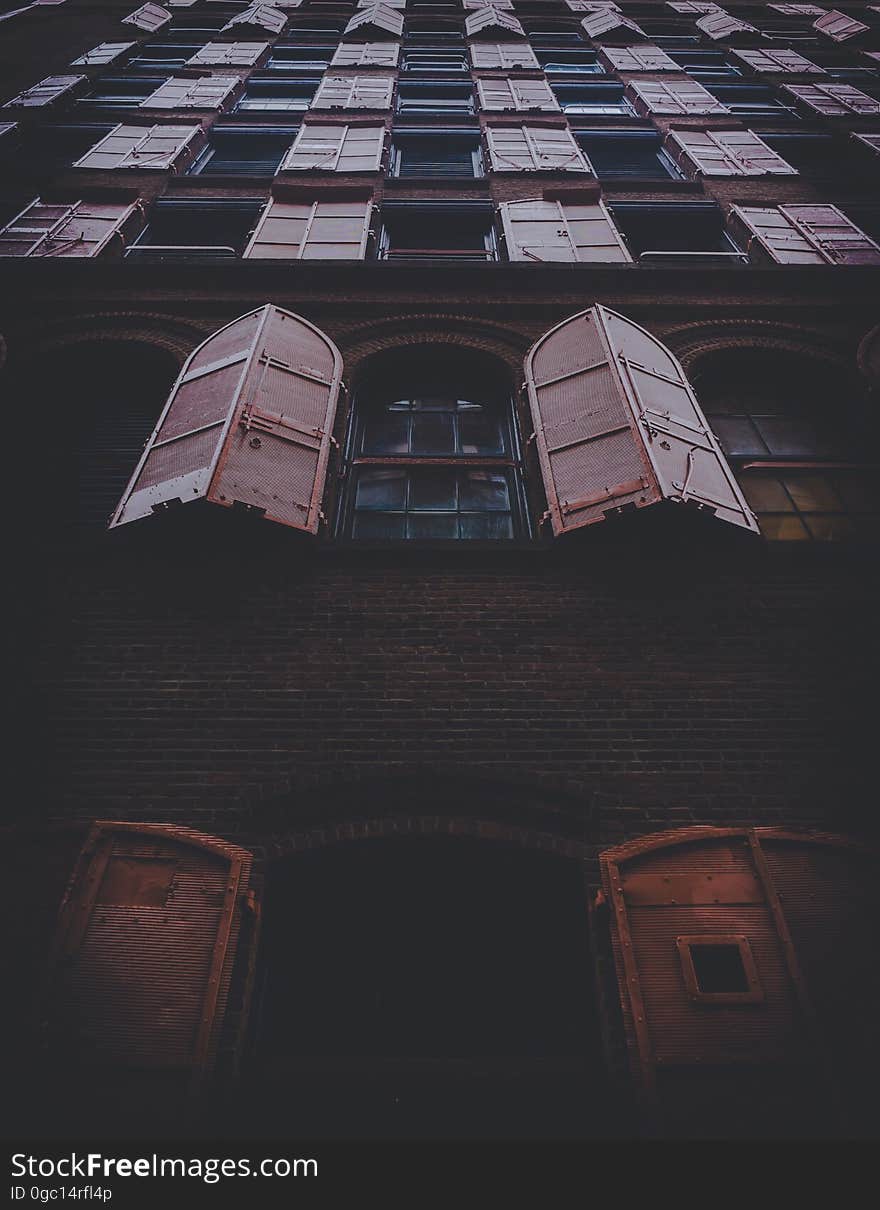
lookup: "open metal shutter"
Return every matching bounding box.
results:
[728,205,827,263]
[0,198,141,257]
[667,2,723,12]
[853,132,880,156]
[140,75,240,110]
[477,77,560,112]
[486,124,592,172]
[122,3,171,32]
[312,74,395,110]
[4,75,85,109]
[331,42,400,67]
[524,306,758,536]
[465,7,526,37]
[73,124,202,170]
[469,41,540,69]
[568,1,622,11]
[781,204,880,264]
[223,4,286,34]
[665,129,797,176]
[280,123,385,171]
[243,198,371,260]
[464,0,514,8]
[188,42,269,67]
[110,305,343,533]
[769,4,828,13]
[344,5,405,37]
[785,82,880,114]
[71,42,136,67]
[358,0,404,7]
[500,197,630,263]
[731,48,825,73]
[813,10,869,39]
[627,78,728,114]
[600,46,679,71]
[696,10,758,38]
[580,12,647,37]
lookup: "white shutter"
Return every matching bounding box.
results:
[243,198,371,260]
[187,43,269,67]
[344,5,405,37]
[769,5,827,13]
[781,205,880,265]
[331,42,400,68]
[476,78,560,112]
[358,0,404,7]
[71,43,136,68]
[696,11,759,38]
[866,52,880,65]
[666,2,723,12]
[729,204,880,265]
[4,75,85,109]
[121,3,171,32]
[731,48,825,74]
[567,2,622,11]
[279,123,385,172]
[469,42,540,69]
[784,82,880,114]
[140,76,241,110]
[500,198,630,263]
[73,124,203,170]
[599,46,678,72]
[580,12,647,38]
[626,79,728,115]
[465,8,526,38]
[665,130,797,177]
[853,132,880,156]
[463,0,514,9]
[0,198,141,258]
[223,4,286,34]
[813,10,869,39]
[312,74,395,110]
[485,125,593,172]
[525,306,758,536]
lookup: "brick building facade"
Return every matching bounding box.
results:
[2,0,879,1143]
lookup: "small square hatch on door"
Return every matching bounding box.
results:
[676,934,764,1004]
[95,856,177,907]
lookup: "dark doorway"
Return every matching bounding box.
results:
[242,835,617,1140]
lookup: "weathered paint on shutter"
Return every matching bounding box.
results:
[486,124,592,172]
[598,828,838,1133]
[814,10,869,39]
[465,7,526,38]
[464,0,514,9]
[769,4,827,13]
[665,129,798,177]
[110,305,343,533]
[784,82,880,115]
[48,822,255,1089]
[469,42,540,69]
[667,2,723,12]
[853,132,880,156]
[696,10,758,38]
[580,11,647,38]
[331,42,400,68]
[122,3,171,32]
[71,42,137,68]
[312,74,395,110]
[781,204,880,264]
[359,0,405,7]
[731,48,825,74]
[525,306,758,535]
[568,1,622,11]
[140,75,241,111]
[344,4,405,37]
[627,78,729,115]
[187,42,269,67]
[223,4,286,33]
[599,46,679,72]
[279,123,385,172]
[243,198,371,259]
[73,124,203,170]
[476,77,560,112]
[500,198,630,263]
[4,75,86,109]
[728,205,826,263]
[0,198,142,257]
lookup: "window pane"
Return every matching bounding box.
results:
[459,471,510,511]
[460,513,514,540]
[710,416,767,457]
[409,468,457,511]
[411,412,455,453]
[835,474,874,512]
[782,474,842,512]
[759,514,811,540]
[407,514,458,539]
[753,417,825,457]
[361,411,410,454]
[355,469,407,510]
[352,512,406,540]
[803,514,855,541]
[458,405,505,454]
[741,475,794,512]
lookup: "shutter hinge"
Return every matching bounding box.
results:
[526,431,537,446]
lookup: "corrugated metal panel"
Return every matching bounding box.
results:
[223,4,287,34]
[580,11,646,38]
[331,42,400,68]
[465,7,526,38]
[73,124,203,171]
[665,129,798,177]
[140,75,241,111]
[71,43,136,68]
[279,123,385,172]
[110,305,343,534]
[500,197,630,263]
[187,42,269,67]
[599,46,679,72]
[344,4,405,37]
[813,10,869,40]
[121,3,171,32]
[312,74,395,110]
[627,79,728,115]
[485,124,591,172]
[784,82,880,115]
[696,10,758,38]
[525,306,758,536]
[0,198,141,257]
[476,77,560,112]
[243,198,371,260]
[731,48,825,74]
[4,75,85,109]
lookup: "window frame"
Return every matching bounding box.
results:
[676,935,765,1005]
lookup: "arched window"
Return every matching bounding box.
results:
[694,350,877,540]
[339,346,527,540]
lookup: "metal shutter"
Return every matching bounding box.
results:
[525,306,758,536]
[140,76,241,111]
[813,10,869,40]
[4,75,86,109]
[344,4,405,37]
[728,205,826,263]
[696,11,759,38]
[73,124,203,170]
[121,3,171,32]
[222,4,287,34]
[358,0,405,7]
[769,4,827,13]
[785,83,880,115]
[279,123,385,172]
[331,42,400,68]
[667,2,723,11]
[485,125,592,172]
[464,0,514,8]
[312,74,395,110]
[568,1,622,11]
[0,198,141,257]
[731,48,825,73]
[476,77,560,112]
[599,46,679,72]
[71,43,136,68]
[853,132,880,156]
[110,305,343,533]
[187,42,269,67]
[627,78,729,115]
[469,42,540,69]
[500,198,630,263]
[465,7,526,38]
[665,130,797,177]
[243,198,371,259]
[580,12,647,38]
[728,204,880,264]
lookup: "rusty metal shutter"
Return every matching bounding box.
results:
[476,77,560,112]
[696,10,758,38]
[598,828,840,1135]
[331,41,400,68]
[524,306,758,535]
[813,10,869,39]
[3,75,86,109]
[122,3,171,32]
[140,75,241,111]
[469,41,540,69]
[465,7,526,38]
[312,74,395,110]
[243,198,371,259]
[580,11,647,38]
[0,198,142,257]
[279,123,385,172]
[73,124,203,170]
[71,42,137,68]
[110,305,343,533]
[731,48,825,73]
[344,4,405,37]
[223,4,286,34]
[627,78,728,115]
[48,823,257,1090]
[187,42,269,67]
[500,198,630,263]
[784,82,880,115]
[665,130,797,177]
[485,124,592,172]
[599,46,679,72]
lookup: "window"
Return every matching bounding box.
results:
[125,198,264,259]
[266,45,335,72]
[377,202,497,260]
[704,83,800,118]
[390,131,483,176]
[78,76,168,108]
[404,18,464,39]
[397,82,475,113]
[340,349,525,541]
[235,77,319,111]
[676,936,764,1004]
[609,202,746,262]
[535,49,602,72]
[522,20,584,43]
[20,123,116,175]
[761,132,852,178]
[552,81,631,114]
[575,130,680,179]
[667,49,742,77]
[401,48,469,72]
[127,42,204,68]
[189,125,297,175]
